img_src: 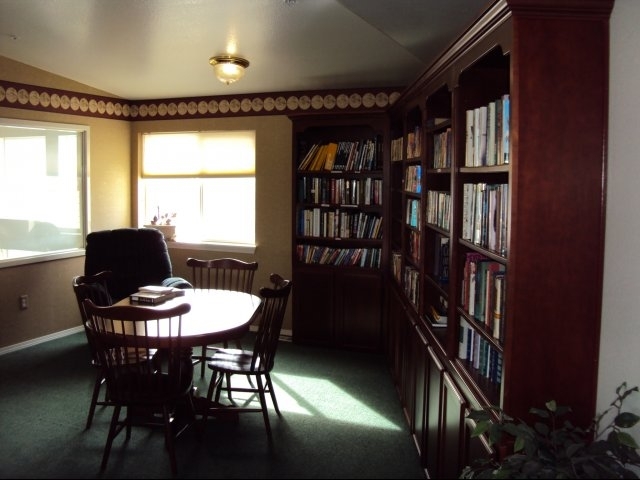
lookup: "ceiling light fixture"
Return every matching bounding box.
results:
[209,55,250,85]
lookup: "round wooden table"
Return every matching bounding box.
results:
[113,288,262,418]
[114,288,263,347]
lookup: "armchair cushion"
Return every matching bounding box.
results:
[84,228,192,301]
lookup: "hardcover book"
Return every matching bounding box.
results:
[129,291,173,305]
[130,286,185,305]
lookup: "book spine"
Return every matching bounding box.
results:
[501,94,510,164]
[130,296,158,305]
[465,109,474,167]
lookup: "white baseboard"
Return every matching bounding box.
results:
[1,325,293,356]
[0,325,84,356]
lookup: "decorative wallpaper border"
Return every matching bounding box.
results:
[0,80,402,120]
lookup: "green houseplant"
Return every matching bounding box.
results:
[460,382,640,479]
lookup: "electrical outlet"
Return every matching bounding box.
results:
[19,294,28,310]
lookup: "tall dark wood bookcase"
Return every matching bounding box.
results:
[290,114,389,351]
[385,0,613,477]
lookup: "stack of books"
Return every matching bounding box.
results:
[129,285,186,305]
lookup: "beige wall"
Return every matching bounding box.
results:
[0,56,292,349]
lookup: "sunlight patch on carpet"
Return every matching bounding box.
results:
[272,373,403,431]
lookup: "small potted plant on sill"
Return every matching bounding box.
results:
[145,208,177,241]
[460,382,640,479]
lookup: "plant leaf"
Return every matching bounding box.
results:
[530,407,549,418]
[467,409,492,422]
[566,442,584,457]
[471,420,491,437]
[615,431,640,449]
[615,411,640,429]
[488,423,503,445]
[513,436,525,453]
[533,422,549,436]
[502,423,521,437]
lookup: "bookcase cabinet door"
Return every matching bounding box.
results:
[336,270,383,350]
[292,267,383,351]
[410,325,428,462]
[438,372,467,479]
[292,267,334,347]
[424,344,444,474]
[388,283,407,387]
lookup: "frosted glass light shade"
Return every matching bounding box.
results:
[209,55,250,85]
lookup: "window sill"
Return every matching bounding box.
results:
[166,240,256,255]
[0,248,85,268]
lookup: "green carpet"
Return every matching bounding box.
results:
[0,332,425,479]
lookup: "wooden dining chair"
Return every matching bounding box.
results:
[72,270,114,429]
[186,257,258,379]
[201,274,292,440]
[82,298,198,476]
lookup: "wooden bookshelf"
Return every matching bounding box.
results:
[291,114,389,351]
[385,0,613,477]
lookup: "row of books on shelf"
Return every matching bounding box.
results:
[392,119,449,164]
[295,244,381,268]
[392,251,402,283]
[462,182,509,256]
[297,176,383,206]
[406,125,422,159]
[403,265,420,307]
[391,136,404,161]
[432,233,449,285]
[465,93,510,167]
[406,198,421,229]
[432,127,452,169]
[408,230,420,263]
[298,138,381,172]
[298,208,383,239]
[404,165,421,193]
[129,285,186,305]
[460,252,506,343]
[458,317,503,385]
[426,190,451,231]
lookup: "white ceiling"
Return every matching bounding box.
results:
[0,0,490,101]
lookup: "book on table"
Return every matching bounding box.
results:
[129,285,185,305]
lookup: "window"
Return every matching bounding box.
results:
[139,131,256,249]
[0,119,88,266]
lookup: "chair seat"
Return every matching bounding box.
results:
[207,348,264,374]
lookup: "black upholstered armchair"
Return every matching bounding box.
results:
[84,227,192,301]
